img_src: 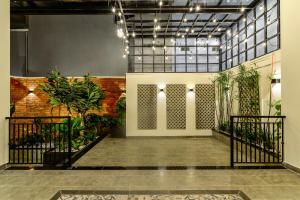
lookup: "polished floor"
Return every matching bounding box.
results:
[74,136,230,167]
[1,169,300,200]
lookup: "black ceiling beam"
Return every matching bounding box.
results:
[127,25,230,29]
[126,19,236,24]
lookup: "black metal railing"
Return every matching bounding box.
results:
[230,116,285,167]
[6,116,71,167]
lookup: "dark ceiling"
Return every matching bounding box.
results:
[10,0,262,38]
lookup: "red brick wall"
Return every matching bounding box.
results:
[10,77,126,117]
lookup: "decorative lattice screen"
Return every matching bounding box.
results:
[166,84,186,129]
[195,84,215,129]
[137,84,157,129]
[239,80,260,116]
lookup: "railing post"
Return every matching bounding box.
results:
[67,117,72,168]
[281,118,284,163]
[230,116,234,168]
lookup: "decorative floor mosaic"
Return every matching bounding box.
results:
[51,191,250,200]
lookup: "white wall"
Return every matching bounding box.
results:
[0,0,10,166]
[126,73,215,136]
[281,1,300,168]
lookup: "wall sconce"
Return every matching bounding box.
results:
[271,78,281,84]
[159,88,165,93]
[188,88,194,92]
[28,89,34,94]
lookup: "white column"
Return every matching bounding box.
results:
[0,0,10,166]
[281,1,300,168]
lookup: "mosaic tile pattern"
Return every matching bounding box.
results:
[166,84,186,129]
[52,191,249,200]
[137,84,157,129]
[195,84,215,129]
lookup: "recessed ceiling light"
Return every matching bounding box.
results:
[112,7,116,13]
[159,1,163,6]
[195,5,200,11]
[183,18,187,22]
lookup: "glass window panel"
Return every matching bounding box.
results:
[134,47,142,55]
[143,56,153,64]
[222,62,226,71]
[239,42,246,53]
[247,36,254,48]
[256,2,265,17]
[239,30,246,41]
[233,46,238,56]
[267,0,277,11]
[256,43,266,57]
[233,56,238,66]
[175,46,186,55]
[154,65,164,72]
[247,10,255,24]
[187,55,196,63]
[239,52,246,64]
[267,6,278,23]
[227,59,232,68]
[232,24,238,35]
[197,46,207,54]
[256,15,265,31]
[256,29,265,44]
[208,46,219,54]
[233,35,238,46]
[267,20,278,38]
[198,55,207,63]
[198,64,208,72]
[134,64,143,72]
[239,17,246,30]
[176,64,186,72]
[209,64,219,72]
[187,64,197,72]
[247,23,255,36]
[143,47,153,54]
[143,64,154,72]
[135,56,142,63]
[222,53,226,62]
[154,56,164,64]
[267,36,278,52]
[227,50,232,59]
[247,48,255,61]
[165,64,174,72]
[209,55,219,63]
[176,55,185,64]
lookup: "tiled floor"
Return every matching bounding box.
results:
[1,169,300,200]
[74,137,230,167]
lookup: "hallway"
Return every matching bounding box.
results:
[74,136,230,167]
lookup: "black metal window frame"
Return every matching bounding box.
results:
[221,0,280,70]
[128,37,221,73]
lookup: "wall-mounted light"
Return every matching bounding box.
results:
[188,88,194,92]
[271,78,281,84]
[159,88,164,92]
[28,89,34,94]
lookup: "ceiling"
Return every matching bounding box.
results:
[10,0,261,38]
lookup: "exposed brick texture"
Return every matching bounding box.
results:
[10,77,126,117]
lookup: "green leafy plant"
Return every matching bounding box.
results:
[71,137,85,150]
[116,95,126,126]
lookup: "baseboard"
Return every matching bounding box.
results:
[283,162,300,174]
[0,163,9,170]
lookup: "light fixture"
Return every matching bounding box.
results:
[138,56,141,60]
[183,18,187,22]
[213,18,217,23]
[259,5,264,11]
[152,40,156,44]
[112,7,116,13]
[122,54,126,58]
[195,5,200,11]
[132,32,136,37]
[243,17,246,22]
[159,0,163,6]
[163,46,167,50]
[188,55,193,60]
[156,25,161,30]
[117,28,124,38]
[240,7,245,12]
[118,12,122,17]
[217,28,221,32]
[165,56,168,60]
[152,46,156,51]
[191,29,195,33]
[181,34,185,38]
[170,38,175,43]
[263,42,267,46]
[125,39,129,43]
[271,78,281,84]
[227,30,231,35]
[154,18,158,23]
[185,28,189,32]
[120,19,124,24]
[122,35,126,39]
[154,34,157,38]
[189,6,193,12]
[177,32,181,37]
[208,34,212,38]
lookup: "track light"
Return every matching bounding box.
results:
[208,34,212,38]
[117,28,124,38]
[165,56,168,60]
[132,32,136,37]
[154,34,157,38]
[243,17,246,22]
[181,34,185,38]
[185,28,189,32]
[177,32,181,37]
[118,12,122,17]
[191,29,195,33]
[152,46,156,51]
[189,6,193,12]
[112,7,116,13]
[138,56,141,60]
[195,5,200,11]
[241,7,245,12]
[163,46,167,50]
[213,18,217,23]
[154,18,158,23]
[183,18,187,22]
[120,19,124,24]
[159,1,163,7]
[217,28,221,32]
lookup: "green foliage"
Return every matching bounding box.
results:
[235,65,260,116]
[40,70,105,118]
[214,71,234,129]
[116,95,126,126]
[271,100,281,116]
[71,137,85,150]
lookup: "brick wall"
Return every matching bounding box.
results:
[10,77,126,117]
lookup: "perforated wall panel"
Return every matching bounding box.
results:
[195,84,215,129]
[166,84,186,129]
[137,84,157,129]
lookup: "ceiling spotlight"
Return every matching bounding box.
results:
[132,32,136,37]
[181,34,185,38]
[154,18,158,23]
[227,30,231,35]
[185,28,189,32]
[189,6,193,12]
[243,17,246,22]
[170,38,175,43]
[183,18,187,22]
[191,29,195,33]
[122,53,127,58]
[120,19,124,24]
[177,32,181,37]
[112,7,116,13]
[240,7,245,12]
[263,42,267,46]
[189,55,193,60]
[125,39,129,43]
[117,28,124,38]
[163,46,167,50]
[195,5,200,11]
[259,5,264,10]
[154,34,157,38]
[208,34,212,38]
[235,35,239,38]
[156,25,161,30]
[217,28,221,32]
[152,40,156,44]
[213,18,217,23]
[138,56,142,60]
[244,39,248,43]
[118,12,122,17]
[159,1,163,6]
[165,56,168,60]
[152,46,156,51]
